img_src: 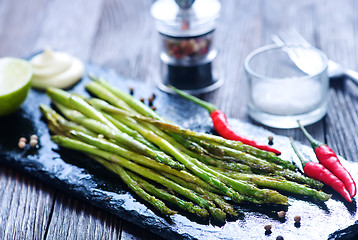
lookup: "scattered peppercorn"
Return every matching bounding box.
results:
[277,211,286,218]
[140,98,145,103]
[18,141,26,149]
[18,137,28,149]
[30,134,38,140]
[129,87,134,95]
[294,215,301,222]
[294,221,301,228]
[276,236,284,240]
[151,106,156,111]
[264,224,271,231]
[148,98,154,106]
[148,93,156,107]
[151,93,156,100]
[29,138,38,148]
[268,135,274,145]
[18,135,40,149]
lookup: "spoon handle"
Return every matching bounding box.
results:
[344,68,358,85]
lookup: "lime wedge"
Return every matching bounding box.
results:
[0,57,32,116]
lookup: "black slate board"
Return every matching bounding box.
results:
[1,63,358,240]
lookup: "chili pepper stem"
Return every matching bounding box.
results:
[297,120,322,149]
[289,137,309,167]
[169,85,217,113]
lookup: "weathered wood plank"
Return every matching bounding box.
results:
[45,193,121,240]
[315,0,358,162]
[0,0,47,57]
[89,0,157,84]
[33,0,103,60]
[0,167,53,240]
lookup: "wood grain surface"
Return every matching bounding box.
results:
[1,0,358,239]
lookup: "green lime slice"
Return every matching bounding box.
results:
[0,57,32,116]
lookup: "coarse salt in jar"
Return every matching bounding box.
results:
[151,0,222,94]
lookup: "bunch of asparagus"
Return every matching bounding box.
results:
[40,76,331,223]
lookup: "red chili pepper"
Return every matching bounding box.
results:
[290,137,352,202]
[169,86,281,155]
[298,121,356,197]
[211,110,281,154]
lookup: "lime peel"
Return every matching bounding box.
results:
[0,57,32,116]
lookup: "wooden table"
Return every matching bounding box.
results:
[1,0,358,239]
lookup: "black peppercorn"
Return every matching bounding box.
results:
[264,224,271,231]
[268,135,274,145]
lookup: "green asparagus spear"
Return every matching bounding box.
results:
[51,135,226,222]
[41,107,214,193]
[88,99,254,203]
[87,82,201,156]
[196,140,282,172]
[86,82,197,165]
[88,97,288,204]
[89,99,251,173]
[163,173,240,217]
[192,153,252,173]
[40,104,98,137]
[70,130,216,190]
[89,75,161,120]
[214,170,330,201]
[188,157,288,204]
[85,81,135,113]
[47,87,118,130]
[101,111,158,149]
[128,172,209,218]
[91,156,176,216]
[123,116,295,170]
[88,99,259,200]
[274,169,324,190]
[198,138,322,189]
[54,102,184,170]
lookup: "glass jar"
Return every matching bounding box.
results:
[151,0,222,94]
[244,44,329,128]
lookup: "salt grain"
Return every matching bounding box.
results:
[252,78,323,115]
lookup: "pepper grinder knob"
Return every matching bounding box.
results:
[175,0,195,9]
